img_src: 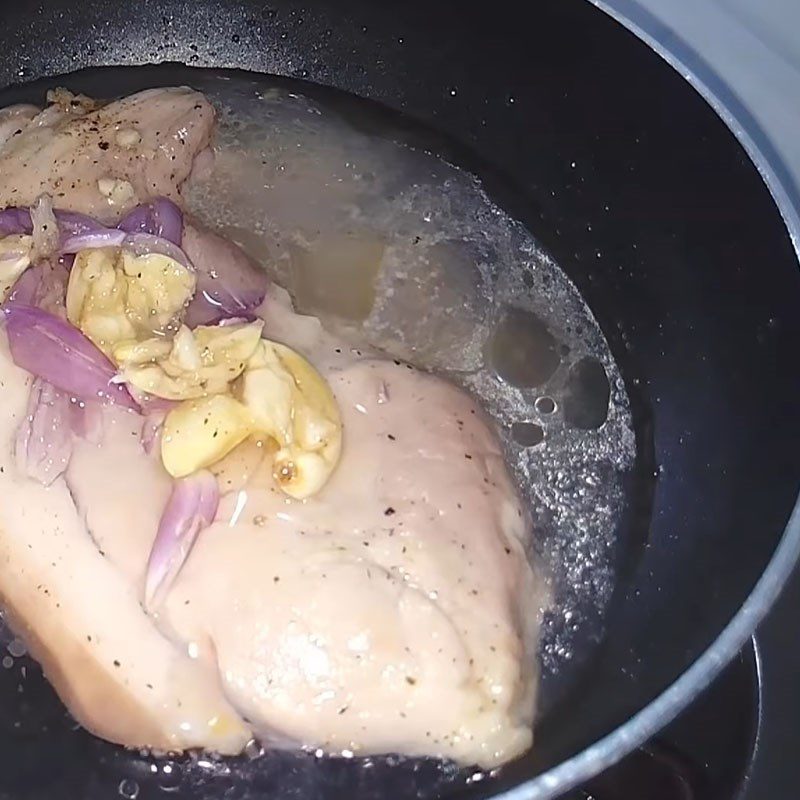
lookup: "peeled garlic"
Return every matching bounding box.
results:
[118,320,264,400]
[0,234,33,300]
[161,394,254,478]
[209,437,275,494]
[112,337,173,367]
[239,341,342,499]
[273,448,338,500]
[239,345,294,446]
[66,247,195,356]
[161,339,342,498]
[115,128,141,148]
[97,177,135,206]
[120,251,195,333]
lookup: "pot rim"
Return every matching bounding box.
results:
[494,4,800,798]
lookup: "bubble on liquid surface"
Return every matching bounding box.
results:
[562,357,612,430]
[488,307,561,388]
[6,638,26,658]
[158,761,183,790]
[535,396,557,415]
[184,74,637,712]
[118,778,139,799]
[511,421,545,448]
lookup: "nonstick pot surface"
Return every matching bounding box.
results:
[0,1,799,799]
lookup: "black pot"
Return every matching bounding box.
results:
[0,1,798,798]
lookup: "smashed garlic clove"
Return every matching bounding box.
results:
[97,177,135,207]
[271,342,339,417]
[66,247,195,357]
[238,358,294,446]
[118,365,187,400]
[120,251,195,333]
[192,320,265,374]
[0,234,33,301]
[161,394,254,478]
[209,436,276,493]
[238,340,342,499]
[159,337,342,498]
[112,337,173,367]
[115,128,141,148]
[273,448,338,500]
[171,325,203,371]
[118,320,264,401]
[66,249,130,354]
[120,363,231,401]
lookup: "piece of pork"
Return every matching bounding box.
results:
[0,88,214,222]
[162,359,539,768]
[0,104,39,149]
[0,87,539,766]
[61,278,540,767]
[0,332,251,754]
[0,88,249,753]
[0,269,538,766]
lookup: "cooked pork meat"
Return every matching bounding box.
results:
[164,357,539,766]
[0,338,251,754]
[0,104,39,149]
[0,88,214,222]
[57,281,540,766]
[0,87,540,769]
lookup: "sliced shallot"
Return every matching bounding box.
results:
[117,197,183,246]
[2,205,106,242]
[144,470,219,610]
[9,258,71,313]
[16,378,105,486]
[182,224,268,326]
[0,207,32,236]
[2,204,118,241]
[5,263,44,307]
[53,209,106,237]
[68,398,104,445]
[122,232,193,272]
[4,304,138,410]
[15,378,74,486]
[61,228,127,253]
